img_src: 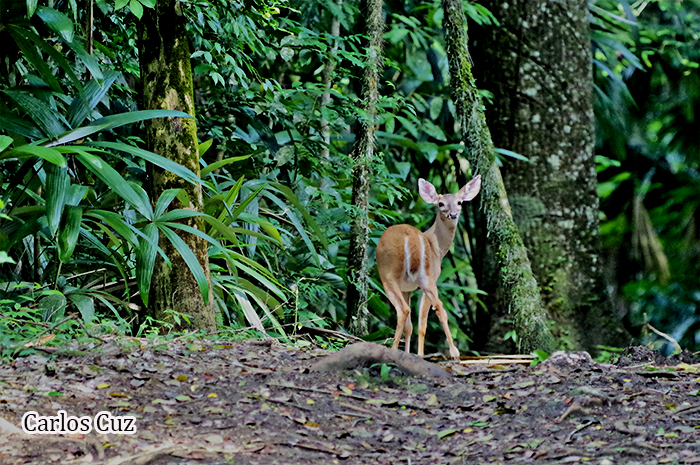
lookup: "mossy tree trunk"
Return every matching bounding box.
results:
[138,0,215,331]
[470,0,628,353]
[345,0,384,336]
[441,0,555,353]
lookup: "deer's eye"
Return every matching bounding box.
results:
[438,202,444,207]
[457,201,463,206]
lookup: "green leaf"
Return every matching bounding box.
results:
[135,223,159,307]
[57,205,82,263]
[67,71,119,128]
[494,147,530,163]
[70,148,153,218]
[139,0,156,7]
[268,182,328,248]
[67,292,95,324]
[87,141,200,186]
[115,0,129,9]
[36,7,74,43]
[7,27,84,94]
[130,0,143,19]
[44,164,69,237]
[7,27,62,92]
[264,192,320,266]
[4,91,67,137]
[27,0,38,17]
[158,225,210,305]
[2,145,66,167]
[49,110,192,147]
[200,155,252,178]
[438,428,458,439]
[154,189,182,218]
[232,288,266,334]
[0,136,14,152]
[84,210,139,246]
[429,97,443,120]
[199,138,213,157]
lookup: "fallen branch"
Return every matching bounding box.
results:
[310,342,451,379]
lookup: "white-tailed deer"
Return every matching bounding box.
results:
[376,175,481,360]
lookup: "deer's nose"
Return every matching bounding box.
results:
[448,213,459,220]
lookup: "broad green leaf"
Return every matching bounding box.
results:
[268,182,327,247]
[115,0,129,9]
[8,27,84,94]
[67,293,95,324]
[84,210,139,246]
[44,163,69,237]
[198,138,213,157]
[200,155,252,178]
[7,27,62,92]
[130,0,144,19]
[232,288,266,333]
[0,113,44,140]
[494,148,530,163]
[87,141,201,185]
[158,225,210,305]
[57,205,82,263]
[135,223,159,307]
[4,91,67,137]
[238,278,284,319]
[236,284,286,339]
[154,189,182,218]
[0,136,13,152]
[27,0,38,17]
[65,35,103,80]
[49,110,192,147]
[67,71,119,128]
[429,97,444,120]
[2,145,66,167]
[139,0,156,7]
[36,6,74,43]
[70,148,153,217]
[217,176,244,223]
[231,184,266,219]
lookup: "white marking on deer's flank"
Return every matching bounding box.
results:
[404,236,411,278]
[419,235,426,279]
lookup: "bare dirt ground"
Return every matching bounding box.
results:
[0,337,699,464]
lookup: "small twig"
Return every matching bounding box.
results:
[646,323,682,353]
[566,419,596,442]
[36,314,78,338]
[75,318,107,344]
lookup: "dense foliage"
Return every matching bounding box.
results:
[0,0,697,357]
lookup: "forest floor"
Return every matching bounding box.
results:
[0,337,699,465]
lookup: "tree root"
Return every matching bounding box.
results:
[310,342,452,379]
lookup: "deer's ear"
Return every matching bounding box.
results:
[418,178,438,203]
[460,175,481,201]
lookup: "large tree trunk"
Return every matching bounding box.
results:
[345,0,384,336]
[138,0,215,331]
[471,0,629,353]
[441,0,555,354]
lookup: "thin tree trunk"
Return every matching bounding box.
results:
[320,0,342,160]
[345,0,384,336]
[138,0,215,331]
[471,0,629,353]
[441,0,555,353]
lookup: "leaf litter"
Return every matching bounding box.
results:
[0,340,699,464]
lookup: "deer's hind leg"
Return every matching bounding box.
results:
[402,291,413,353]
[382,278,412,353]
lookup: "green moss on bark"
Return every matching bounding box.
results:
[441,0,555,353]
[346,0,384,336]
[139,0,215,331]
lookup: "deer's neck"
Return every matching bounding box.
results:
[424,215,457,259]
